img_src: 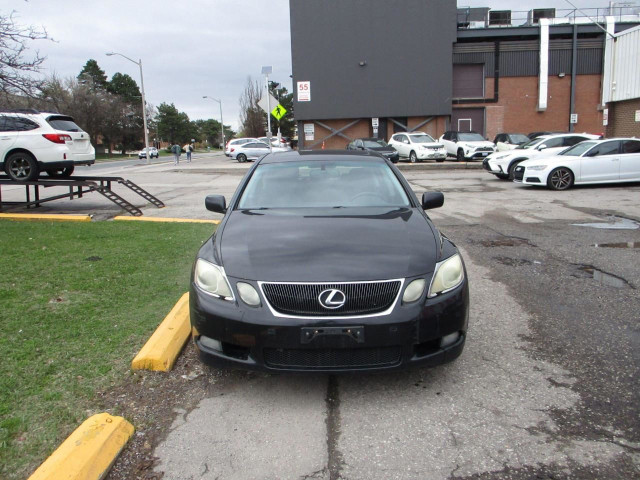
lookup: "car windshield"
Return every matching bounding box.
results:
[363,139,388,148]
[516,138,544,149]
[508,134,529,144]
[458,133,485,142]
[559,141,597,156]
[408,134,435,143]
[237,159,411,209]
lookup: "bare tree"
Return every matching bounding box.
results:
[238,76,265,138]
[0,10,50,101]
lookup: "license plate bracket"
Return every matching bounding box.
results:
[301,326,364,344]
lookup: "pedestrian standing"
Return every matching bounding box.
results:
[185,143,193,163]
[172,143,181,165]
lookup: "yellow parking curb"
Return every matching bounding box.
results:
[132,292,191,371]
[0,213,91,222]
[114,216,219,224]
[28,413,134,480]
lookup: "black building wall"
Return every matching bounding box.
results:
[289,0,457,121]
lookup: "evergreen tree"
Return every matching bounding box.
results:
[77,59,108,88]
[107,72,141,103]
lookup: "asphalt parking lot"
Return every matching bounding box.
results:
[4,152,639,479]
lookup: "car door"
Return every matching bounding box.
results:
[396,134,410,158]
[495,134,508,152]
[0,115,19,162]
[579,140,621,183]
[440,132,453,155]
[620,140,640,181]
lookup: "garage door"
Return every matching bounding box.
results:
[453,64,484,99]
[451,108,485,135]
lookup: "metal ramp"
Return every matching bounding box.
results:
[0,175,165,217]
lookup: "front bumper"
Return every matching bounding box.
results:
[190,277,469,373]
[417,149,447,160]
[468,150,494,160]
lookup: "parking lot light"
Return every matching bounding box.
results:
[203,96,225,150]
[106,52,150,164]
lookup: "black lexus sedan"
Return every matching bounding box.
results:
[346,138,399,163]
[190,150,469,372]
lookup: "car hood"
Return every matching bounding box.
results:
[368,146,397,153]
[519,154,571,168]
[462,141,494,148]
[219,207,438,282]
[414,142,444,148]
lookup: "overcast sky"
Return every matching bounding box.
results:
[11,0,611,130]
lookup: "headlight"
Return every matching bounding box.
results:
[237,282,261,306]
[194,258,234,300]
[527,165,547,171]
[403,279,426,303]
[428,254,464,298]
[496,154,510,160]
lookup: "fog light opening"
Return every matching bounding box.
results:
[200,335,222,352]
[440,332,460,348]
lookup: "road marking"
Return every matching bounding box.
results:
[114,216,219,224]
[0,213,91,222]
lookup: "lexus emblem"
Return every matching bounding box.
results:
[318,289,346,309]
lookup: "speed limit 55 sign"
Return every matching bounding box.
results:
[297,81,311,102]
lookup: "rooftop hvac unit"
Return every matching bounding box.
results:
[489,10,511,26]
[457,7,490,28]
[528,8,556,25]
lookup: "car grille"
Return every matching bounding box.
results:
[514,166,525,181]
[260,280,402,317]
[263,346,402,369]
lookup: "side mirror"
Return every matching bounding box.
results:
[205,195,227,214]
[537,144,547,151]
[422,192,444,210]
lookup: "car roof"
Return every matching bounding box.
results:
[259,150,387,164]
[539,133,599,140]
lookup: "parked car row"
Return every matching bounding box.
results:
[484,135,640,190]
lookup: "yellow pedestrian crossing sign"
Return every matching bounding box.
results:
[271,104,287,120]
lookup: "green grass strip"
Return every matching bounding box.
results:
[0,220,214,479]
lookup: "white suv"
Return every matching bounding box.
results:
[438,131,496,161]
[483,133,600,180]
[0,110,95,181]
[387,132,447,163]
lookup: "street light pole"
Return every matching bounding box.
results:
[203,96,225,150]
[106,52,150,164]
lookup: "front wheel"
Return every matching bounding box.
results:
[5,152,39,181]
[547,167,574,190]
[507,161,521,180]
[436,158,444,163]
[456,149,465,162]
[237,154,247,163]
[409,151,417,163]
[46,166,75,178]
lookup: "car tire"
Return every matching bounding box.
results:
[456,149,465,162]
[5,151,39,182]
[237,154,247,163]
[436,158,444,163]
[409,151,417,163]
[507,161,522,180]
[46,166,75,178]
[547,167,574,191]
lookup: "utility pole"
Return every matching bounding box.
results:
[262,66,273,152]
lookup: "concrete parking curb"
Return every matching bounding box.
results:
[114,216,219,224]
[27,413,134,480]
[0,213,92,222]
[131,292,191,371]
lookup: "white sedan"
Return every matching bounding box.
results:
[484,133,600,180]
[513,138,640,190]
